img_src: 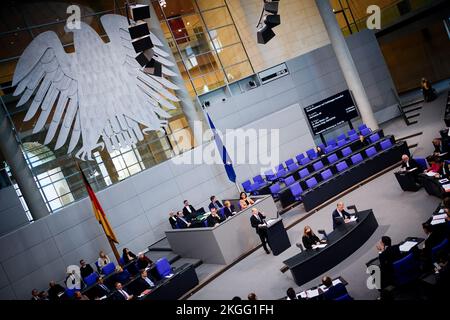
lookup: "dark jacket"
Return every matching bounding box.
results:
[80,264,95,279]
[332,209,351,230]
[401,158,420,172]
[322,283,348,300]
[136,256,153,270]
[92,283,111,298]
[207,214,224,227]
[250,212,267,235]
[176,216,190,229]
[223,205,235,218]
[122,251,137,264]
[169,216,178,229]
[133,277,155,295]
[379,245,401,288]
[47,284,65,300]
[302,233,321,250]
[182,205,196,219]
[208,200,223,211]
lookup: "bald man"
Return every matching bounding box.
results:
[400,154,419,172]
[332,202,351,230]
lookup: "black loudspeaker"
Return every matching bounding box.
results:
[264,14,280,28]
[144,58,162,77]
[129,4,151,21]
[132,35,153,53]
[135,50,154,67]
[264,1,279,14]
[257,25,275,44]
[128,22,150,39]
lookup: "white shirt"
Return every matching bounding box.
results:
[144,277,154,287]
[119,289,129,299]
[185,206,192,213]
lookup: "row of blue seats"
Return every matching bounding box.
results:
[271,138,395,202]
[242,124,373,193]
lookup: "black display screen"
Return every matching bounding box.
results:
[304,90,359,135]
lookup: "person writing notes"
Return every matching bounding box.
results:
[332,202,351,230]
[250,208,271,254]
[239,192,255,210]
[301,226,326,250]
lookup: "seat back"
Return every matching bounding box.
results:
[313,161,324,171]
[155,257,172,278]
[337,139,347,147]
[414,157,428,170]
[327,139,337,147]
[358,123,367,131]
[285,159,295,167]
[84,272,99,286]
[321,169,333,181]
[242,180,252,193]
[65,288,77,298]
[327,154,339,164]
[393,253,420,286]
[300,157,311,166]
[269,183,281,195]
[102,262,116,275]
[306,177,318,189]
[336,161,348,172]
[318,143,326,151]
[119,257,125,266]
[290,182,303,199]
[351,153,363,165]
[253,175,264,184]
[349,133,359,142]
[431,238,448,262]
[360,127,371,136]
[288,163,299,172]
[369,133,380,143]
[296,154,305,163]
[325,145,335,154]
[276,164,285,172]
[284,176,295,186]
[334,293,353,301]
[342,147,352,157]
[337,134,346,141]
[380,139,393,150]
[218,208,226,219]
[299,168,310,179]
[365,146,377,158]
[347,129,357,136]
[264,169,276,181]
[306,148,317,159]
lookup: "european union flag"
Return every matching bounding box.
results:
[204,108,237,183]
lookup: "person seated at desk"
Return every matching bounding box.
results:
[301,226,326,250]
[30,289,40,301]
[208,195,223,211]
[425,156,443,175]
[74,291,89,300]
[97,251,111,270]
[441,160,450,179]
[182,200,196,218]
[400,154,420,173]
[136,253,153,271]
[207,207,225,227]
[434,251,450,298]
[332,202,351,230]
[321,276,348,300]
[92,277,111,299]
[134,270,155,296]
[122,248,137,264]
[239,192,255,210]
[432,138,445,156]
[422,222,445,271]
[79,259,94,279]
[359,134,370,147]
[376,236,401,288]
[112,282,133,301]
[223,200,236,218]
[316,146,325,157]
[47,281,65,301]
[176,211,191,229]
[250,207,271,254]
[168,211,178,229]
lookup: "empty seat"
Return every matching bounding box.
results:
[325,145,335,154]
[284,176,295,186]
[342,147,352,157]
[306,148,317,160]
[365,146,377,158]
[327,154,339,164]
[299,168,310,179]
[321,169,333,181]
[290,182,303,201]
[336,161,348,172]
[351,153,364,165]
[347,129,357,136]
[83,272,99,286]
[296,154,305,163]
[253,175,265,185]
[285,159,295,167]
[102,262,116,276]
[360,127,372,136]
[334,293,353,301]
[431,238,448,263]
[306,177,318,189]
[313,161,324,171]
[327,139,337,147]
[369,133,380,143]
[288,163,300,172]
[276,166,288,178]
[275,164,285,172]
[300,157,311,166]
[358,123,367,131]
[155,257,173,278]
[349,134,359,142]
[269,183,281,199]
[380,139,393,150]
[265,169,277,182]
[318,143,326,151]
[393,253,420,286]
[242,180,252,193]
[337,133,346,141]
[414,157,428,170]
[337,139,347,147]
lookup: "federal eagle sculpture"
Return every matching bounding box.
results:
[12,14,180,161]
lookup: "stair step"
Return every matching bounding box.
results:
[408,143,419,149]
[406,113,420,120]
[396,131,423,141]
[407,120,418,125]
[402,98,424,108]
[148,238,171,251]
[145,250,180,264]
[172,258,203,269]
[403,106,422,114]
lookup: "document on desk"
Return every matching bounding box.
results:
[433,213,447,220]
[399,241,417,252]
[318,285,328,292]
[431,218,446,225]
[306,289,320,298]
[348,216,358,222]
[332,279,342,286]
[408,167,418,173]
[266,218,278,227]
[312,243,327,249]
[439,208,445,214]
[425,171,437,177]
[298,291,307,299]
[441,183,450,192]
[439,178,449,184]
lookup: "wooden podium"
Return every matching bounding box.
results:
[266,218,291,255]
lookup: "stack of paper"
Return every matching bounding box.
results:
[399,241,417,252]
[312,243,327,249]
[433,213,447,220]
[332,279,342,286]
[431,219,446,225]
[318,285,328,292]
[306,289,320,298]
[439,208,445,214]
[439,178,449,184]
[441,183,450,192]
[426,171,437,177]
[349,216,358,222]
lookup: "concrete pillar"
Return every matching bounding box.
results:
[140,1,203,146]
[0,105,49,220]
[316,0,379,130]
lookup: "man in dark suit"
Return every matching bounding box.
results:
[332,202,351,230]
[182,200,196,219]
[92,277,111,298]
[47,281,65,300]
[168,212,178,229]
[223,200,236,218]
[400,155,420,172]
[250,208,271,254]
[79,259,94,279]
[377,236,401,288]
[206,207,225,227]
[422,222,445,270]
[112,282,133,300]
[176,211,191,229]
[208,195,223,211]
[321,276,348,300]
[133,270,155,296]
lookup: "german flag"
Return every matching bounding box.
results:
[79,165,119,244]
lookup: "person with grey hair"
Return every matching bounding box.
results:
[332,202,351,230]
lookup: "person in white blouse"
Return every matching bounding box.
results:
[97,250,111,269]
